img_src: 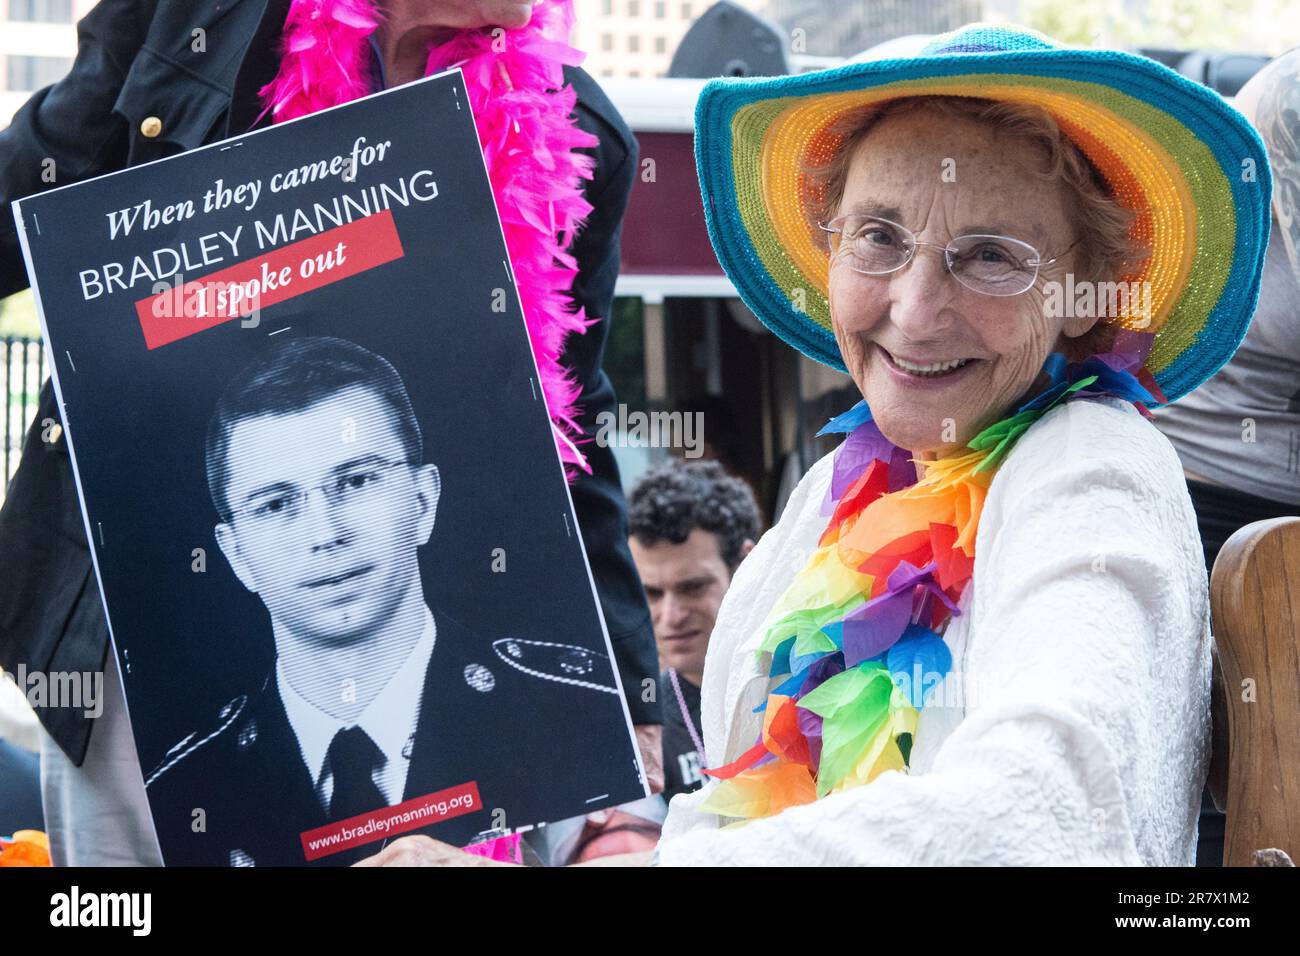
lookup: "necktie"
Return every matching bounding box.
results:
[326,726,385,823]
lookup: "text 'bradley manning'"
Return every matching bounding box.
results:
[80,171,437,303]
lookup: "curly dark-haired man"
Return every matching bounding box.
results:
[628,459,762,799]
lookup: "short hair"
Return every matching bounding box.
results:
[628,459,762,573]
[205,336,421,520]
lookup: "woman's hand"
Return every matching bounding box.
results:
[352,835,516,867]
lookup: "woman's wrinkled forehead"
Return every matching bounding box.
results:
[834,108,1070,246]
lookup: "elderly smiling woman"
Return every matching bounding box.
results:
[364,23,1271,869]
[647,24,1273,867]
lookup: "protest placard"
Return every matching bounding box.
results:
[12,69,646,866]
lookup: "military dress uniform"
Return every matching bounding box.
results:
[144,605,643,866]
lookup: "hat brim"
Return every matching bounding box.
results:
[694,48,1272,405]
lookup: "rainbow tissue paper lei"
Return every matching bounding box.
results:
[700,337,1165,820]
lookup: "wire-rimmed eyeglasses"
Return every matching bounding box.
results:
[818,213,1078,297]
[227,457,417,529]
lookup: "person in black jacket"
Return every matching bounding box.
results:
[0,0,662,865]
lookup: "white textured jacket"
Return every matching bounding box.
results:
[657,396,1212,866]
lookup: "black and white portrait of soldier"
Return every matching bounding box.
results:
[144,336,640,866]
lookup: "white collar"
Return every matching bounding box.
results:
[276,607,436,807]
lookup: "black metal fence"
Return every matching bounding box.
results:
[3,336,45,500]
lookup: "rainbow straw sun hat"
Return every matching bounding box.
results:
[694,22,1272,405]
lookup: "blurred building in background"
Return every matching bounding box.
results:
[762,0,981,57]
[0,0,91,126]
[572,0,767,76]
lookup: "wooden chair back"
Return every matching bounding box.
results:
[1208,515,1300,866]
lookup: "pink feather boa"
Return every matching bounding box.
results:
[259,0,599,477]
